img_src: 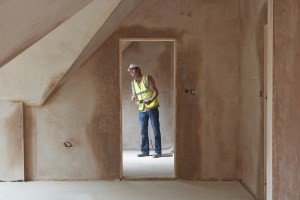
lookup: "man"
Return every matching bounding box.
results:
[128,63,162,158]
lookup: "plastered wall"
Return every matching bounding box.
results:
[3,1,300,198]
[24,0,241,180]
[273,0,300,199]
[121,41,174,149]
[240,0,267,199]
[120,0,241,180]
[0,0,92,67]
[25,38,121,180]
[0,0,143,106]
[0,102,23,181]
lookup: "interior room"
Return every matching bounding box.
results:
[1,0,299,200]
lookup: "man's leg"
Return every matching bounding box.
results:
[138,111,149,156]
[149,108,162,156]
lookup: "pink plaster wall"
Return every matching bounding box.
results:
[25,37,121,180]
[120,0,241,180]
[24,0,241,181]
[273,0,300,199]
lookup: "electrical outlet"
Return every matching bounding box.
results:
[64,142,73,148]
[191,89,196,95]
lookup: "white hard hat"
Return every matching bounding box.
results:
[128,63,139,71]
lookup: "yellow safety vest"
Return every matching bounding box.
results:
[132,75,159,111]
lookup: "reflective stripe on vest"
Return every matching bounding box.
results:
[133,75,159,111]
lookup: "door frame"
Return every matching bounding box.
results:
[263,1,273,199]
[119,38,178,179]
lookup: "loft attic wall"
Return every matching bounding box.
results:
[0,0,93,68]
[0,0,144,106]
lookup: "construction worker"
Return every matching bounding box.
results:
[128,64,162,158]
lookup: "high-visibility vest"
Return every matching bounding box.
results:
[132,75,159,111]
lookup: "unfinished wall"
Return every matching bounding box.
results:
[0,0,92,67]
[23,0,241,180]
[25,38,120,180]
[120,0,241,180]
[0,0,144,106]
[240,0,267,199]
[273,0,300,199]
[0,102,23,181]
[122,41,174,150]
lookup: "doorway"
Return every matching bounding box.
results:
[119,39,176,179]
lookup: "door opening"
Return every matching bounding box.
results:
[119,39,176,179]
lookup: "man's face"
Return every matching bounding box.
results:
[129,67,140,77]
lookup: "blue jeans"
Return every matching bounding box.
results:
[139,107,162,154]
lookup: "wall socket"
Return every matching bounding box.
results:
[191,89,196,95]
[184,89,196,95]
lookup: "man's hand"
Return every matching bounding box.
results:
[144,99,152,105]
[131,96,137,102]
[131,96,140,105]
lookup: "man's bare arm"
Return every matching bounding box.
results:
[144,76,159,105]
[131,85,138,103]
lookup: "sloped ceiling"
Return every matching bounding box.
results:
[0,0,93,67]
[0,0,144,106]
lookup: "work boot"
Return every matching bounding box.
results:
[137,152,149,157]
[153,153,161,158]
